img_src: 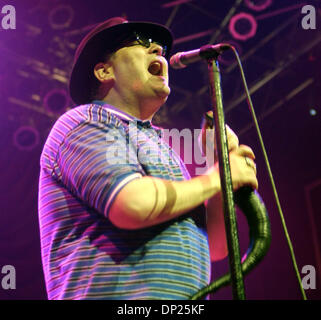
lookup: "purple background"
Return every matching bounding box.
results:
[0,0,320,300]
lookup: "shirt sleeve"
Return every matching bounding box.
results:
[55,120,144,218]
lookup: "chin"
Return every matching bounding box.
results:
[142,85,171,110]
[156,84,171,99]
[156,92,170,107]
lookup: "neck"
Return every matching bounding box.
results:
[101,90,164,121]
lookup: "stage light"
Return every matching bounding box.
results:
[13,126,39,151]
[49,5,74,30]
[245,0,273,12]
[229,12,257,41]
[44,89,69,114]
[309,108,317,116]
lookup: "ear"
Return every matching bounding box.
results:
[93,62,114,83]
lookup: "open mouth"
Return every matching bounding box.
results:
[148,60,163,76]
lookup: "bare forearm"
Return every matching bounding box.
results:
[206,194,228,261]
[109,170,221,229]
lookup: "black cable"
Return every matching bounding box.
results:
[191,187,271,300]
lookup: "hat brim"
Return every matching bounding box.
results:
[69,21,173,105]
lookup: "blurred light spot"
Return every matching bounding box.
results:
[31,94,41,101]
[229,13,257,41]
[49,5,74,30]
[309,109,317,116]
[245,0,273,11]
[44,89,69,114]
[13,126,39,151]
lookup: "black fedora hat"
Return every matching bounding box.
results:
[69,17,173,105]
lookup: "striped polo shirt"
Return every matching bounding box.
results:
[38,101,210,300]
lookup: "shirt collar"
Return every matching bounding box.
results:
[91,100,158,131]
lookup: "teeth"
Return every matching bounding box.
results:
[148,61,162,76]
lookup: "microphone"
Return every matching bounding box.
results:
[170,43,231,69]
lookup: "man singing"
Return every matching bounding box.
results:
[38,17,258,300]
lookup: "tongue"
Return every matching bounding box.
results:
[148,62,161,76]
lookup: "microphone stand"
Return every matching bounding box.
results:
[203,45,246,299]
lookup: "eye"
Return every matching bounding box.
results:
[137,35,152,48]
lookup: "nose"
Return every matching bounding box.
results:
[148,42,164,56]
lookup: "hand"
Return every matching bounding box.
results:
[229,145,258,191]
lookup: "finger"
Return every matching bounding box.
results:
[235,145,255,159]
[244,157,257,175]
[241,166,258,190]
[226,125,239,151]
[232,168,258,191]
[247,176,259,190]
[203,124,238,146]
[226,125,238,140]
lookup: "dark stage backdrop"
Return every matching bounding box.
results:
[0,0,320,300]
